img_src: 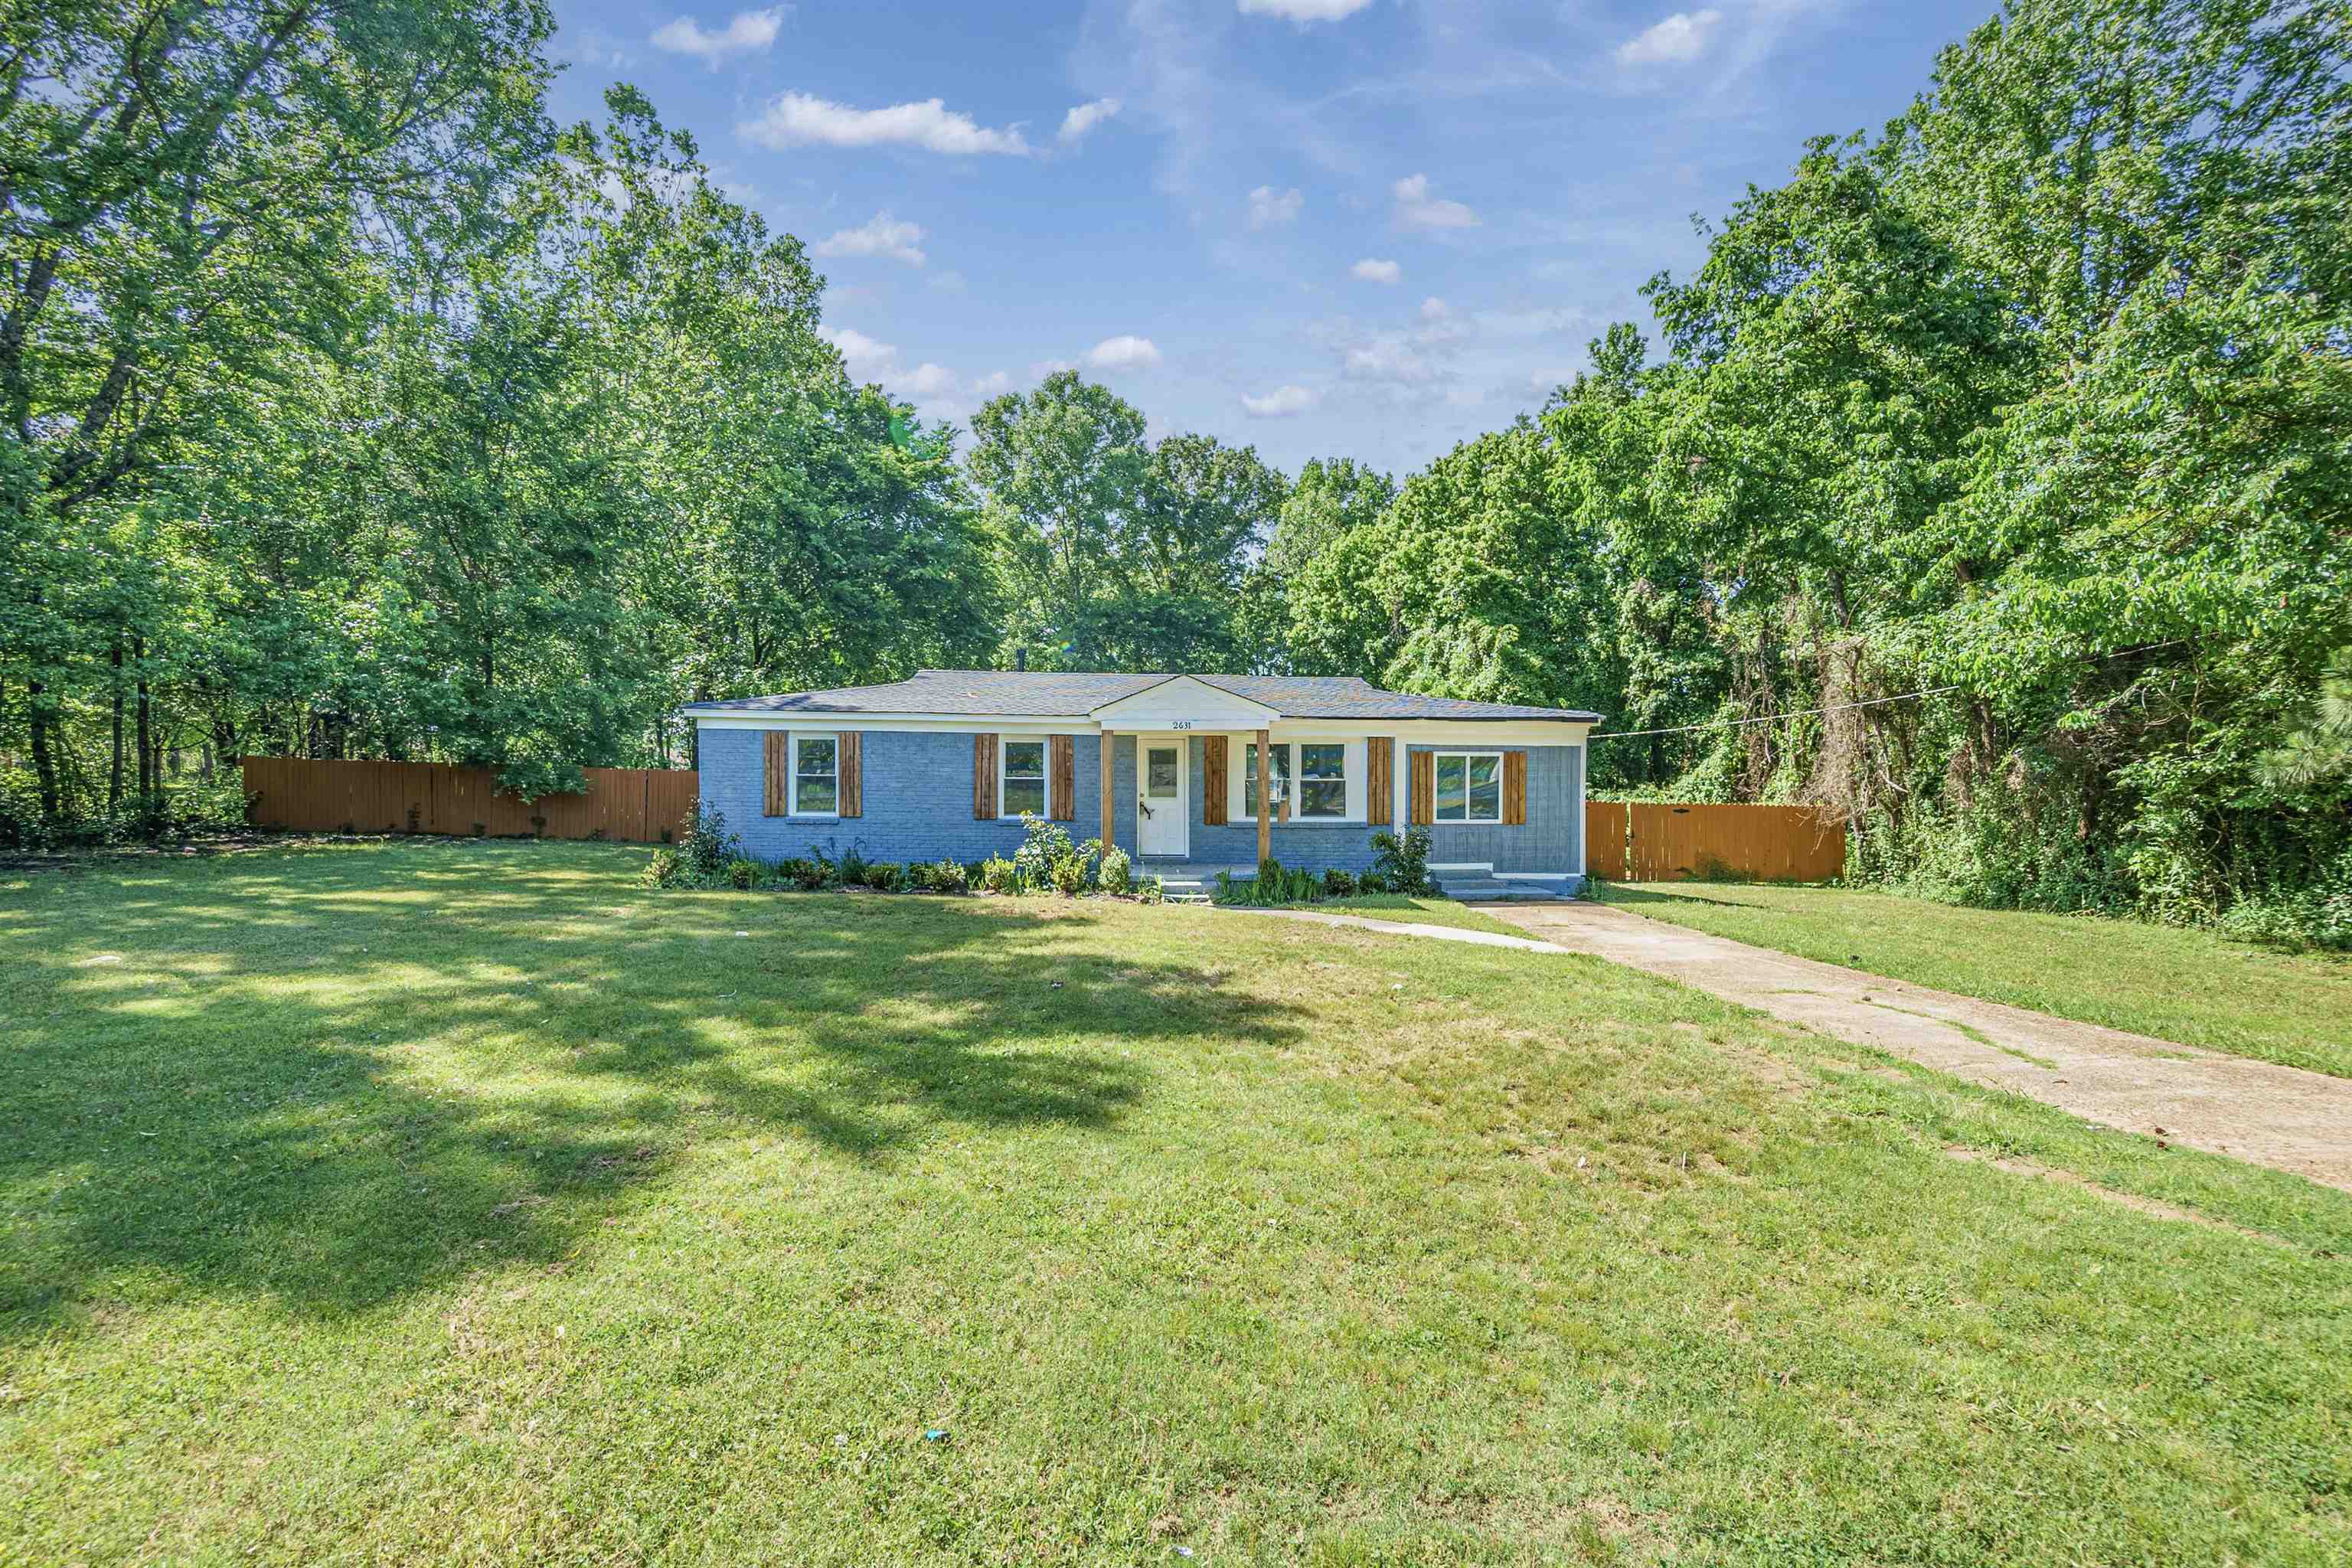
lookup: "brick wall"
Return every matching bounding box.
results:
[699,727,1136,866]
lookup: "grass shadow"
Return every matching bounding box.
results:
[1,842,1307,1335]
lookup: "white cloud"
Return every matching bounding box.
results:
[1392,173,1479,230]
[1059,97,1122,144]
[971,370,1014,397]
[650,8,785,67]
[819,325,898,381]
[900,362,956,397]
[1351,257,1403,283]
[1087,335,1164,370]
[811,211,926,266]
[1236,0,1376,21]
[1247,185,1304,228]
[739,93,1031,155]
[1473,305,1587,338]
[1342,338,1442,385]
[1615,9,1723,67]
[1241,384,1316,417]
[1419,296,1452,319]
[1030,357,1077,379]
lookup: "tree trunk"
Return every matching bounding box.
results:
[26,678,60,820]
[109,640,125,812]
[135,634,153,812]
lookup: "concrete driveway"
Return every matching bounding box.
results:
[1484,900,2352,1192]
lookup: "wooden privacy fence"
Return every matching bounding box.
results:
[241,757,698,844]
[1585,801,1845,883]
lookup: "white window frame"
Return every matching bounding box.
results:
[1230,737,1367,823]
[1293,740,1350,820]
[789,730,840,818]
[999,734,1048,819]
[1432,750,1504,825]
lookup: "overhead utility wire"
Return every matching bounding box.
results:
[1589,640,2195,741]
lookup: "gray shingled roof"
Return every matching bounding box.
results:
[680,671,1600,723]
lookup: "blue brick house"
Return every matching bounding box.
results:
[682,671,1599,894]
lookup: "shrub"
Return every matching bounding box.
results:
[1050,853,1089,895]
[1257,854,1283,890]
[776,856,828,890]
[1099,842,1132,895]
[978,854,1018,893]
[2215,848,2352,950]
[1370,825,1436,895]
[642,848,681,887]
[861,861,906,892]
[1138,875,1165,904]
[1284,865,1318,903]
[1321,867,1357,897]
[1356,869,1391,893]
[725,857,761,890]
[838,848,868,888]
[924,857,969,893]
[674,802,740,887]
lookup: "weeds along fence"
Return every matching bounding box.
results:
[1585,801,1846,882]
[240,758,698,844]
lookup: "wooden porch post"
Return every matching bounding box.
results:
[1255,727,1271,864]
[1099,730,1115,852]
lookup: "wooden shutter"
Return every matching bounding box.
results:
[763,732,788,816]
[1367,737,1393,826]
[1409,749,1433,826]
[1202,735,1227,825]
[1503,750,1527,826]
[838,732,862,818]
[973,733,998,819]
[1049,734,1076,821]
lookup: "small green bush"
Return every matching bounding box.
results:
[1321,867,1357,897]
[1099,843,1132,895]
[862,861,905,892]
[642,848,681,887]
[776,856,829,890]
[1050,853,1088,895]
[1138,875,1165,904]
[1370,825,1436,895]
[924,857,969,893]
[979,854,1018,893]
[673,802,740,887]
[725,857,761,890]
[838,848,868,888]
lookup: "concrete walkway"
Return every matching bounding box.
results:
[1238,902,2352,1192]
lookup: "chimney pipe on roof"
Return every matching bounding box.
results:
[1014,645,1027,671]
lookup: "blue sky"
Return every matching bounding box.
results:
[550,1,1994,477]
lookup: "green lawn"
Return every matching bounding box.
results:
[5,841,2349,1565]
[1594,880,2352,1077]
[1305,892,1527,935]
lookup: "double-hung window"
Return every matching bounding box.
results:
[1242,741,1291,818]
[1433,751,1502,823]
[793,736,838,815]
[1001,739,1047,817]
[1296,743,1347,819]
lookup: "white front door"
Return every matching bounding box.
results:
[1137,739,1187,857]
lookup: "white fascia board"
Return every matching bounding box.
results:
[1306,719,1592,745]
[691,713,1091,734]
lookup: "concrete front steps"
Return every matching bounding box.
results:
[1431,864,1581,903]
